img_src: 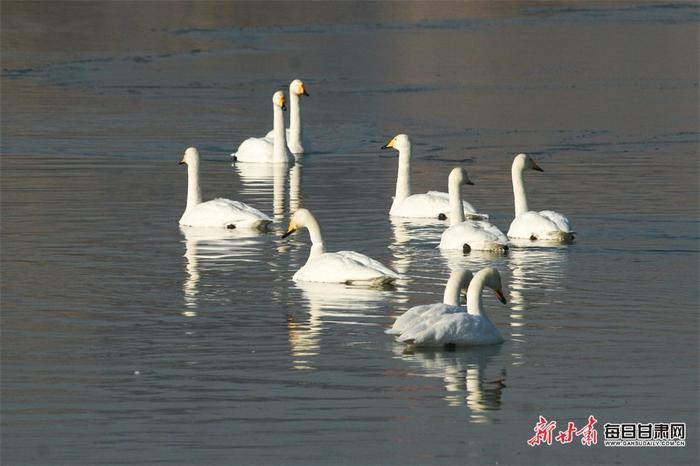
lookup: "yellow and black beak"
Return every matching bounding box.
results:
[494,289,507,304]
[282,220,297,239]
[381,138,396,150]
[281,97,287,111]
[532,162,544,172]
[179,156,186,165]
[301,84,309,97]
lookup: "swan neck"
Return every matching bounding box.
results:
[289,92,302,149]
[466,273,487,317]
[272,105,287,162]
[185,162,202,213]
[512,163,529,217]
[305,215,326,260]
[443,273,464,306]
[393,147,412,207]
[448,177,465,225]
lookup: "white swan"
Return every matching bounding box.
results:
[282,208,400,285]
[387,267,507,347]
[439,167,509,252]
[381,134,488,221]
[507,153,574,242]
[232,91,293,164]
[179,147,271,229]
[264,79,310,154]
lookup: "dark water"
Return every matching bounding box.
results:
[1,2,698,465]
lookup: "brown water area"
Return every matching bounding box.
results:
[1,1,698,465]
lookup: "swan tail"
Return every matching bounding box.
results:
[553,231,575,242]
[465,213,489,221]
[234,219,271,231]
[487,243,509,253]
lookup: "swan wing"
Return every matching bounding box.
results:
[387,303,459,335]
[439,221,508,251]
[391,192,488,220]
[294,251,399,284]
[508,211,574,241]
[335,251,401,279]
[232,137,274,162]
[398,313,502,346]
[538,210,573,233]
[180,198,271,229]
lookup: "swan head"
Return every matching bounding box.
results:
[273,91,286,111]
[179,147,200,166]
[381,134,410,152]
[291,79,309,97]
[479,267,508,304]
[449,167,475,186]
[514,153,543,172]
[282,208,313,239]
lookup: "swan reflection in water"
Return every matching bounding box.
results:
[439,247,510,277]
[181,226,267,312]
[507,245,569,361]
[234,161,303,222]
[288,282,392,371]
[389,217,445,306]
[394,344,506,422]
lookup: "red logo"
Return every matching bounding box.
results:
[528,415,598,447]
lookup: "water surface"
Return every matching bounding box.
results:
[1,2,698,465]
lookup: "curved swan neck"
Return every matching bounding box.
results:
[393,146,412,208]
[185,162,202,213]
[303,213,326,260]
[512,162,529,217]
[288,91,302,150]
[466,271,489,317]
[448,176,465,226]
[443,270,471,306]
[272,104,288,163]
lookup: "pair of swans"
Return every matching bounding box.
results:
[382,134,488,221]
[387,267,507,347]
[437,153,575,251]
[232,79,310,163]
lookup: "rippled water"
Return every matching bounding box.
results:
[2,2,698,465]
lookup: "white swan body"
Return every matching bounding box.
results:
[507,153,574,242]
[263,79,310,154]
[388,267,507,347]
[179,147,271,229]
[439,168,509,251]
[232,91,293,164]
[283,209,400,285]
[381,134,488,220]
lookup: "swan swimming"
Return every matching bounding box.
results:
[232,91,294,164]
[507,153,574,242]
[179,147,271,229]
[387,267,507,347]
[282,208,400,285]
[381,134,488,221]
[438,167,509,252]
[264,79,310,154]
